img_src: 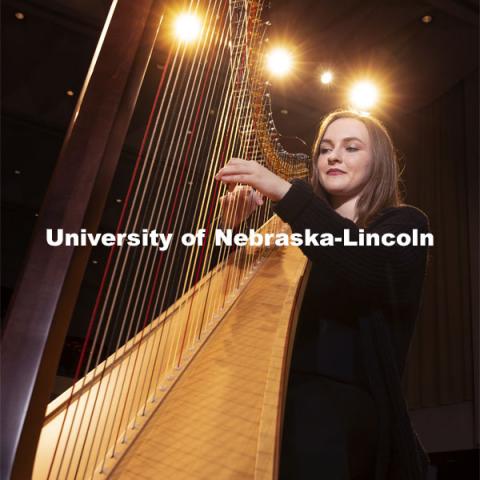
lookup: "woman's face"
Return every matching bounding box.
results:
[317,118,373,199]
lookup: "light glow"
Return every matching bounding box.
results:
[320,70,334,84]
[174,13,202,43]
[266,48,293,77]
[349,81,379,110]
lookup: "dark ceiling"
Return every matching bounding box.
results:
[3,0,478,140]
[268,0,478,144]
[1,0,478,309]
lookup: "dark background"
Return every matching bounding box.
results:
[1,0,478,478]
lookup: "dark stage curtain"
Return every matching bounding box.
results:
[390,70,478,420]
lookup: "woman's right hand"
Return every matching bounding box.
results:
[219,185,264,229]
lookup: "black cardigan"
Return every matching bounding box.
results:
[272,178,430,480]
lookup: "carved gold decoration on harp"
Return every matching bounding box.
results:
[2,1,311,479]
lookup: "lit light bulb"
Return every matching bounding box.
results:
[174,13,202,43]
[349,81,379,110]
[266,48,293,77]
[320,70,333,84]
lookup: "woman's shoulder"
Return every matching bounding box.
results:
[369,204,430,229]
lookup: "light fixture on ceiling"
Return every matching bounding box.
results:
[15,12,25,20]
[173,12,202,43]
[421,15,433,24]
[348,81,379,111]
[320,70,334,85]
[266,48,293,77]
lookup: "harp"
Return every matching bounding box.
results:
[1,1,311,478]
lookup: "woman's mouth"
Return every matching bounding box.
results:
[326,169,346,176]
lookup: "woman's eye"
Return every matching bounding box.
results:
[346,146,359,152]
[319,148,331,154]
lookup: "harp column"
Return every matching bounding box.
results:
[1,1,163,478]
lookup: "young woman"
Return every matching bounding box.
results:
[215,109,430,480]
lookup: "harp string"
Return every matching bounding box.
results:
[139,24,242,396]
[76,11,220,465]
[169,8,254,365]
[174,1,263,364]
[108,5,241,433]
[43,0,298,478]
[79,0,232,476]
[211,1,269,305]
[103,0,232,456]
[101,0,231,378]
[107,0,269,444]
[47,10,189,480]
[66,0,218,476]
[45,33,179,480]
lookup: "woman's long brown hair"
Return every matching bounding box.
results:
[310,109,403,228]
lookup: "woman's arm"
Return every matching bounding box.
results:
[215,159,429,305]
[272,179,430,305]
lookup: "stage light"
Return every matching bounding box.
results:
[266,48,293,77]
[421,15,433,24]
[349,81,379,110]
[174,13,202,43]
[320,70,334,84]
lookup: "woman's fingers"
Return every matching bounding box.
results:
[236,185,253,198]
[220,185,252,204]
[215,166,254,180]
[216,165,259,189]
[218,174,250,185]
[215,159,259,179]
[215,158,289,202]
[215,159,285,200]
[254,192,264,206]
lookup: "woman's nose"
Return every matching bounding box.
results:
[327,151,341,164]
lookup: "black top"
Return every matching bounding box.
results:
[272,178,430,480]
